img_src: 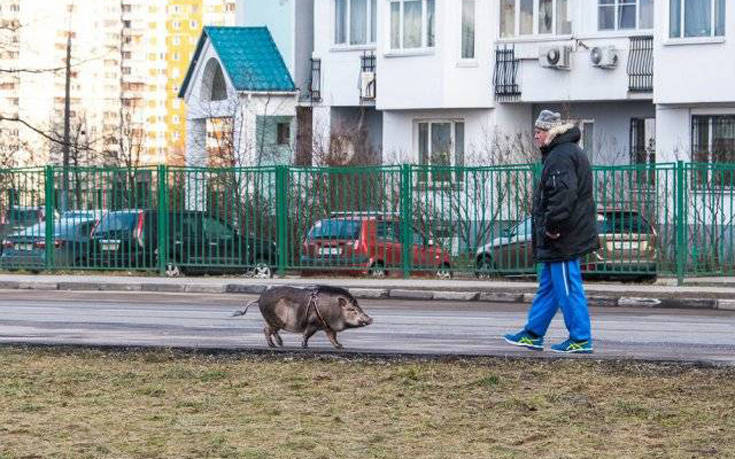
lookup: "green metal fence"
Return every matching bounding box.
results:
[0,162,733,282]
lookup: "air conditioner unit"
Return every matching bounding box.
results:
[360,71,376,100]
[539,46,572,70]
[590,46,618,69]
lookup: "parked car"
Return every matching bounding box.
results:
[0,206,60,254]
[475,209,658,281]
[88,209,277,277]
[300,214,453,278]
[0,216,99,271]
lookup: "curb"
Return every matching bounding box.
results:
[2,280,733,311]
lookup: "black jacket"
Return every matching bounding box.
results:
[532,125,599,263]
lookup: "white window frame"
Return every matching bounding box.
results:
[388,0,436,51]
[499,0,572,38]
[598,0,654,31]
[416,119,465,183]
[669,0,726,39]
[460,0,476,60]
[334,0,377,47]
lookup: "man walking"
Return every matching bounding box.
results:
[503,110,599,353]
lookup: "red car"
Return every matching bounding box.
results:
[300,214,452,278]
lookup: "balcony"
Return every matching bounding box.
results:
[627,36,653,93]
[493,45,520,102]
[308,57,321,102]
[359,52,376,103]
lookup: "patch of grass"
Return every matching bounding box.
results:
[0,347,733,458]
[475,374,500,387]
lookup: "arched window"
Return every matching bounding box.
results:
[201,58,227,102]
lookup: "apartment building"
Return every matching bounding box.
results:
[303,0,732,170]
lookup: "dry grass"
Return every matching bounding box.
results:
[0,347,733,458]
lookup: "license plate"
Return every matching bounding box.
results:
[318,247,341,256]
[16,243,33,251]
[613,242,639,250]
[101,242,120,251]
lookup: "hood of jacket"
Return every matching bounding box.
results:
[540,123,581,157]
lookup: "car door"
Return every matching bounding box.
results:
[495,218,534,274]
[202,217,237,267]
[375,220,402,268]
[411,227,432,271]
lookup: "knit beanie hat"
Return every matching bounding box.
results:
[535,110,562,131]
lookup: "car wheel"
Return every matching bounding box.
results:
[369,261,386,278]
[245,262,273,279]
[475,255,495,279]
[436,263,452,280]
[165,263,182,278]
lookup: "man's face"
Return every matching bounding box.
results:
[534,128,549,149]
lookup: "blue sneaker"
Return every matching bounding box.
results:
[503,329,544,350]
[551,338,593,354]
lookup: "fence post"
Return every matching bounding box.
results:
[44,165,55,270]
[675,160,685,286]
[276,165,288,276]
[157,164,169,276]
[400,164,412,278]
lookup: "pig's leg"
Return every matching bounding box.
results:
[325,329,343,349]
[263,325,276,348]
[272,331,283,347]
[302,325,318,349]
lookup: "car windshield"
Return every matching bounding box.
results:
[308,219,361,240]
[97,213,137,232]
[598,212,653,234]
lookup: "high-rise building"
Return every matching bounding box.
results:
[165,0,236,164]
[0,0,235,167]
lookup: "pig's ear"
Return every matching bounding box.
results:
[338,297,348,309]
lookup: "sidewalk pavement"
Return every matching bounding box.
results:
[0,273,733,311]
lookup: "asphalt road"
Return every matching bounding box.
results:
[0,290,734,364]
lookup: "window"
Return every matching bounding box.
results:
[670,0,726,38]
[334,0,377,45]
[461,0,475,59]
[417,120,465,183]
[630,117,656,185]
[500,0,571,37]
[389,0,435,49]
[599,0,653,30]
[692,115,735,185]
[277,122,291,145]
[190,20,198,29]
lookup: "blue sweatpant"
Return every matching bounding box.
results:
[525,259,591,342]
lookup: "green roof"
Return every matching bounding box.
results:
[179,26,296,98]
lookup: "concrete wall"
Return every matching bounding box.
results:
[654,0,735,105]
[382,108,494,164]
[376,0,493,110]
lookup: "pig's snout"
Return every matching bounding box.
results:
[360,315,373,326]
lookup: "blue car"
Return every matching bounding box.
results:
[0,216,100,270]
